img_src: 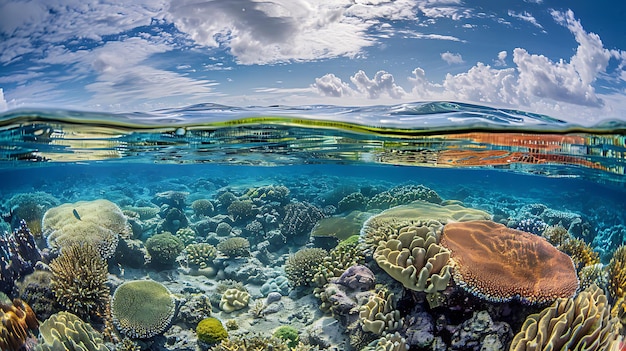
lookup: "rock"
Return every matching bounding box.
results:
[336,265,376,291]
[405,312,435,348]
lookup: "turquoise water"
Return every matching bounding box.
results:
[0,103,625,350]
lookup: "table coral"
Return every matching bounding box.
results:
[0,299,38,351]
[111,280,176,339]
[42,199,127,259]
[441,220,579,304]
[36,311,109,351]
[509,284,621,351]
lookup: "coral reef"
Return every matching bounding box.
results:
[367,184,443,210]
[219,288,251,313]
[227,200,257,222]
[111,280,176,339]
[153,190,188,209]
[449,310,512,351]
[285,248,328,287]
[196,317,228,344]
[7,191,59,236]
[509,284,621,351]
[313,235,365,287]
[373,222,451,293]
[191,199,214,217]
[273,325,299,348]
[441,220,579,304]
[49,243,110,322]
[337,192,368,213]
[217,237,251,258]
[608,245,626,302]
[177,294,212,326]
[0,220,42,296]
[145,232,185,267]
[36,311,109,351]
[0,299,38,351]
[175,227,197,246]
[208,334,296,351]
[245,184,290,205]
[361,332,409,351]
[282,201,325,245]
[43,199,127,259]
[17,270,57,321]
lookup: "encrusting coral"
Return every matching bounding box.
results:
[35,311,109,351]
[0,299,38,351]
[42,199,128,259]
[111,280,176,339]
[440,220,579,304]
[509,284,621,351]
[49,243,110,322]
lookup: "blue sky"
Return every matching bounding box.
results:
[0,0,625,125]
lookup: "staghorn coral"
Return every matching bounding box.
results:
[111,280,176,339]
[185,243,217,269]
[217,237,250,258]
[219,288,250,313]
[359,289,403,335]
[0,299,38,351]
[145,232,185,268]
[509,284,621,351]
[49,243,110,322]
[43,199,128,259]
[373,222,451,293]
[608,245,626,302]
[35,311,109,351]
[366,184,443,210]
[285,248,328,287]
[441,220,579,304]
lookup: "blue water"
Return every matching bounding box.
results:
[0,103,624,350]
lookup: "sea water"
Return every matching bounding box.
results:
[0,102,625,350]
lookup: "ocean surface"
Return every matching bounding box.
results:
[0,102,625,351]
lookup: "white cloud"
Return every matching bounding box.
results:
[0,88,8,112]
[350,70,406,99]
[508,10,543,29]
[313,73,355,97]
[441,52,464,64]
[398,30,465,42]
[494,50,507,66]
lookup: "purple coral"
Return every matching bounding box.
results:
[337,264,376,291]
[1,220,43,296]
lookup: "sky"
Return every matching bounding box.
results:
[0,0,625,125]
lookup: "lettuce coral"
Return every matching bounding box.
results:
[36,311,109,351]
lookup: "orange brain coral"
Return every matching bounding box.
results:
[0,299,39,351]
[440,220,579,304]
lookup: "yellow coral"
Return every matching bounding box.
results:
[37,311,109,351]
[0,299,38,351]
[219,289,250,313]
[608,245,626,301]
[359,290,403,335]
[509,284,621,351]
[560,237,600,270]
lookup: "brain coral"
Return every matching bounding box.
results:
[509,284,621,351]
[42,199,128,259]
[49,243,110,321]
[0,299,38,351]
[36,311,108,351]
[219,288,251,313]
[111,280,176,339]
[373,222,452,293]
[440,220,579,304]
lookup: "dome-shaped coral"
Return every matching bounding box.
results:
[217,237,250,258]
[111,280,176,339]
[145,232,184,267]
[219,288,250,313]
[196,317,228,344]
[285,248,327,287]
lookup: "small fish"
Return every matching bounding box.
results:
[72,209,81,220]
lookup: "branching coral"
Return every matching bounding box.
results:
[282,202,325,245]
[49,243,110,322]
[227,200,257,222]
[185,243,217,269]
[111,280,176,339]
[285,248,328,287]
[0,299,38,351]
[608,245,626,302]
[36,311,109,351]
[509,284,621,351]
[191,199,214,217]
[313,235,365,287]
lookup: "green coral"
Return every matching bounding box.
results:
[196,317,228,344]
[175,227,197,246]
[217,237,250,258]
[185,243,217,269]
[145,232,185,267]
[191,199,214,217]
[272,326,299,348]
[367,184,443,210]
[111,280,176,339]
[314,236,365,287]
[227,200,257,221]
[285,248,328,287]
[35,311,109,351]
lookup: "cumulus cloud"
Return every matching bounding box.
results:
[313,74,354,97]
[441,52,464,65]
[350,70,406,99]
[494,50,507,66]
